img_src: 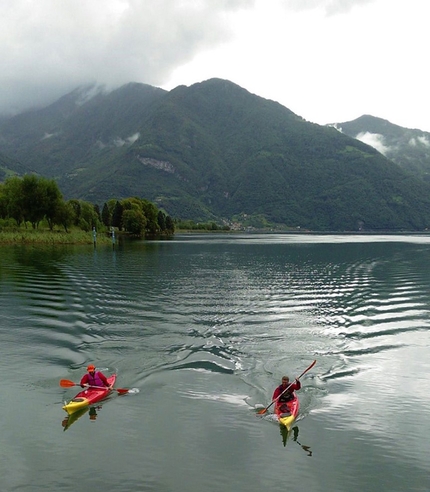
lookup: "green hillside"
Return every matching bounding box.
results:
[333,115,430,182]
[0,152,31,181]
[1,79,430,231]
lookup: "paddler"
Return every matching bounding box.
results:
[80,364,113,390]
[272,375,301,414]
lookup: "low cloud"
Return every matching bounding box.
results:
[114,132,140,147]
[408,135,430,148]
[417,135,430,147]
[355,131,390,155]
[0,0,254,115]
[41,132,59,140]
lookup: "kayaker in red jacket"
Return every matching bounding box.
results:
[272,375,301,413]
[80,364,113,389]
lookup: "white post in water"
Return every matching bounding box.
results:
[92,226,97,248]
[111,227,116,250]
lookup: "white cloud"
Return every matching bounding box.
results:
[409,136,430,148]
[127,133,140,144]
[0,0,253,115]
[1,0,430,133]
[113,132,140,147]
[355,132,390,155]
[282,0,375,15]
[417,136,430,147]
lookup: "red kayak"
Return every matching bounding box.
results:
[62,374,116,415]
[274,391,299,430]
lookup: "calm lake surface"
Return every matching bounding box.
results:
[1,233,429,492]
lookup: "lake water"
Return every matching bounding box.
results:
[0,234,429,492]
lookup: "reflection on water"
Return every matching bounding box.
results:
[61,407,89,431]
[0,234,429,492]
[61,405,103,431]
[291,426,313,457]
[279,425,313,456]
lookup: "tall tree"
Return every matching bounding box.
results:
[68,199,82,226]
[43,178,64,231]
[54,201,75,232]
[102,203,111,227]
[157,210,166,231]
[79,200,99,231]
[2,177,24,225]
[20,174,47,228]
[141,199,159,234]
[165,215,175,233]
[94,204,101,222]
[111,201,123,230]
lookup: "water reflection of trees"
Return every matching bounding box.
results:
[13,245,72,271]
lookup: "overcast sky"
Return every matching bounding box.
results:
[2,0,430,131]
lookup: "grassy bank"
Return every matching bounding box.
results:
[0,228,113,245]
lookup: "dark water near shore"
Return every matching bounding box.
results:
[1,234,429,492]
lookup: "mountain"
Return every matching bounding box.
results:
[0,83,167,177]
[0,151,31,181]
[331,115,430,182]
[1,79,430,231]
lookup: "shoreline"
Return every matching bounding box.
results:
[1,228,429,245]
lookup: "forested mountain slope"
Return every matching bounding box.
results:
[1,79,430,231]
[332,115,430,182]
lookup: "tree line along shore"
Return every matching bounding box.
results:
[0,174,234,244]
[0,174,175,244]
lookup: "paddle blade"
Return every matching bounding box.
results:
[257,408,268,415]
[115,388,129,394]
[60,379,78,388]
[298,359,316,378]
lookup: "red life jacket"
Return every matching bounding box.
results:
[86,371,105,387]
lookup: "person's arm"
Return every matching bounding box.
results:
[98,372,112,389]
[80,374,88,388]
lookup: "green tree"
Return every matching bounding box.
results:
[122,208,147,235]
[165,215,175,233]
[102,203,111,227]
[2,177,24,225]
[0,183,8,219]
[54,201,75,232]
[20,174,47,228]
[68,199,82,226]
[157,210,166,231]
[79,201,99,232]
[111,201,123,230]
[106,199,118,215]
[94,203,101,222]
[141,199,159,234]
[121,197,142,211]
[43,178,64,231]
